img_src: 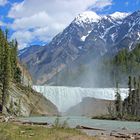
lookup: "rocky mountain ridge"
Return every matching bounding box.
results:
[19,10,140,86]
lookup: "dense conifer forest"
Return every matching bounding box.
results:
[103,44,140,86]
[89,44,140,87]
[114,76,140,120]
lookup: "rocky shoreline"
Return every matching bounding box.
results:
[75,125,140,140]
[80,126,140,140]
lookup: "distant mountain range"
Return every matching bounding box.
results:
[19,10,140,86]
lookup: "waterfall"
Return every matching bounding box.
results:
[33,86,128,112]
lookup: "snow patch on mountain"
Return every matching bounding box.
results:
[81,30,92,41]
[137,32,140,38]
[136,32,140,41]
[18,47,29,56]
[74,11,101,26]
[110,12,130,20]
[74,11,129,27]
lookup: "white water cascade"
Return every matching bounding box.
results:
[33,86,128,112]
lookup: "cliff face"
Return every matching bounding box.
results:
[4,83,59,116]
[1,61,59,116]
[17,62,33,87]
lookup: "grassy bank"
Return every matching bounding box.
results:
[0,122,95,140]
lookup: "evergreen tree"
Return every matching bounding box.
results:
[9,40,21,83]
[132,77,137,115]
[5,28,8,40]
[1,41,11,113]
[115,82,122,118]
[123,76,140,117]
[0,28,5,84]
[0,28,22,113]
[128,76,132,114]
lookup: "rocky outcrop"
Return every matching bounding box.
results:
[4,83,59,116]
[17,62,33,87]
[65,97,113,116]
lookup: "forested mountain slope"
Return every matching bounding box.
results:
[0,28,58,116]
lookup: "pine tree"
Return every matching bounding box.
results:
[128,76,132,114]
[136,76,140,116]
[14,40,21,83]
[5,28,8,40]
[0,28,5,84]
[138,76,140,103]
[0,28,22,114]
[115,82,122,118]
[131,77,136,115]
[9,39,21,83]
[1,41,11,113]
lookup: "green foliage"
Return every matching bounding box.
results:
[1,33,11,113]
[123,76,140,117]
[114,44,140,83]
[114,82,122,118]
[0,122,90,140]
[99,44,140,86]
[0,28,22,113]
[9,40,21,83]
[113,76,140,120]
[14,66,22,83]
[0,129,11,140]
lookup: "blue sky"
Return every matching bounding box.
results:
[98,0,140,14]
[0,0,140,49]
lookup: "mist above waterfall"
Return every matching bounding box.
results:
[47,52,132,88]
[46,60,114,88]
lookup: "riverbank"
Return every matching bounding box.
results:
[0,120,140,140]
[1,116,140,140]
[0,122,95,140]
[92,115,140,122]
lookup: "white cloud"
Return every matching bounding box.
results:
[0,21,3,26]
[125,1,129,6]
[91,0,112,10]
[11,11,51,30]
[0,21,7,26]
[0,0,7,6]
[11,30,33,49]
[8,0,113,49]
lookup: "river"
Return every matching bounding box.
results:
[20,116,140,135]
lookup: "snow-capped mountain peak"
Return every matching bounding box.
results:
[20,10,140,85]
[74,11,101,25]
[74,11,130,26]
[110,12,130,20]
